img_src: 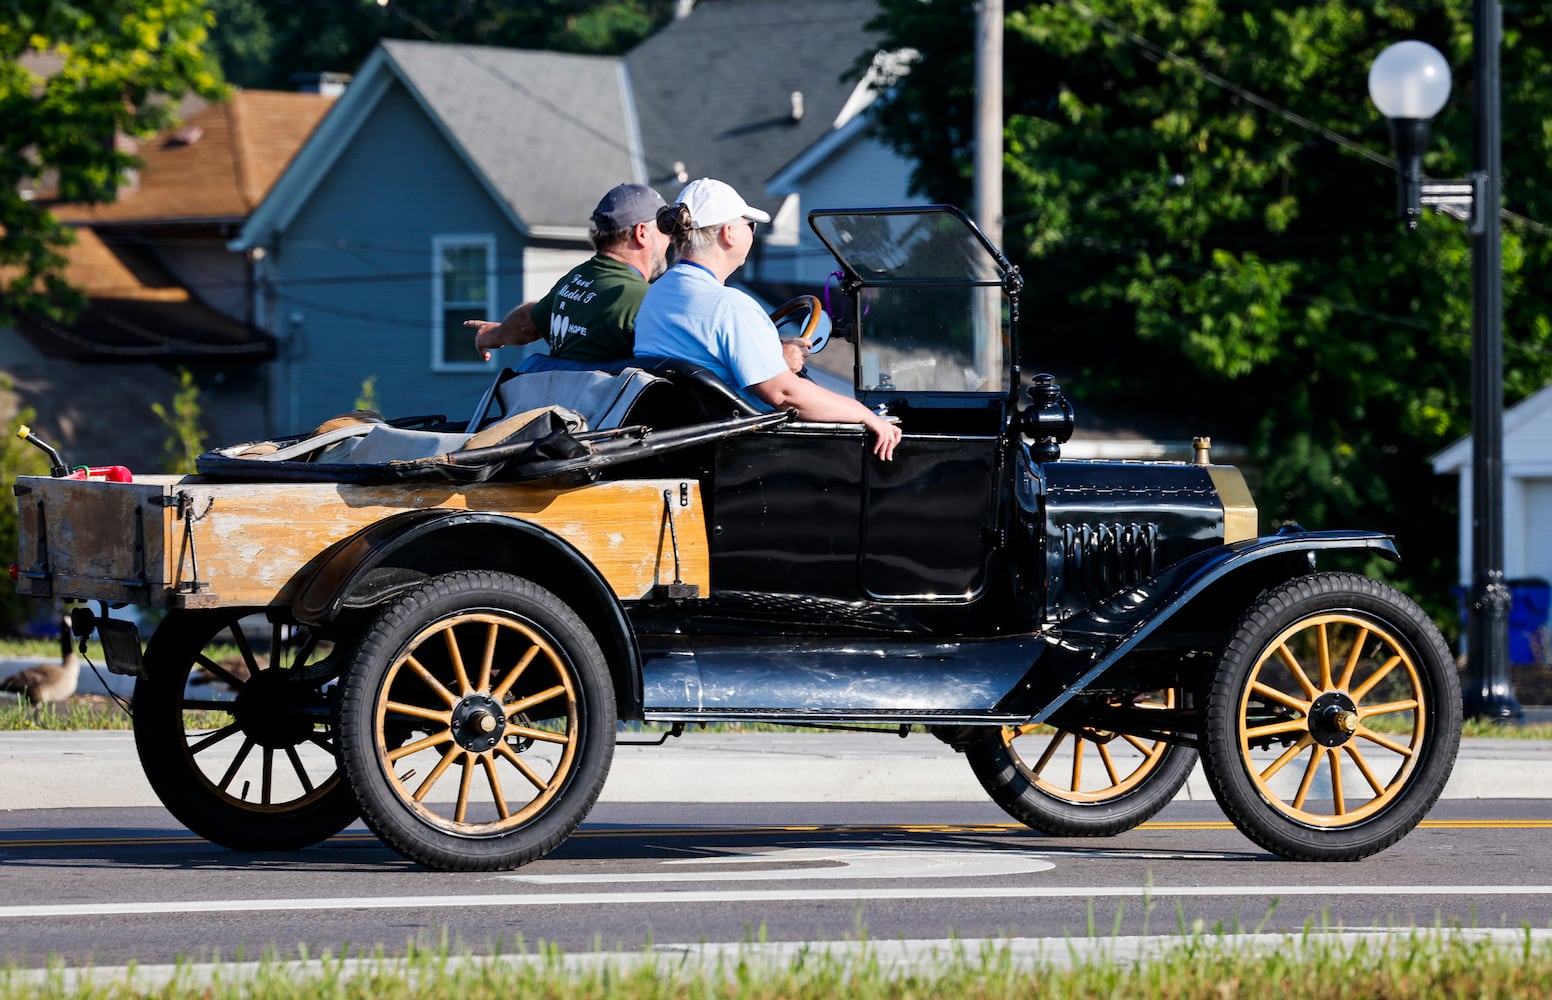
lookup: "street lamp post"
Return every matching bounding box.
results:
[1368,3,1522,721]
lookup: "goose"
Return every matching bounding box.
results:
[0,613,80,704]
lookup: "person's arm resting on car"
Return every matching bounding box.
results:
[750,371,902,461]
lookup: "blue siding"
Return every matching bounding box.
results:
[268,81,523,433]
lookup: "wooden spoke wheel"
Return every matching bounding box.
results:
[965,690,1196,836]
[1200,572,1461,861]
[336,571,615,872]
[133,609,358,851]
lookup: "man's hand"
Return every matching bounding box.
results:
[465,302,540,361]
[464,319,503,362]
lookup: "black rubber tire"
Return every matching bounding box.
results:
[1199,572,1461,861]
[335,571,615,872]
[965,705,1197,837]
[132,609,359,851]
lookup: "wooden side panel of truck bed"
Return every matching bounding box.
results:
[13,475,707,609]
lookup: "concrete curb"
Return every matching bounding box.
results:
[0,731,1548,811]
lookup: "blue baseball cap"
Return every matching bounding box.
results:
[591,183,668,230]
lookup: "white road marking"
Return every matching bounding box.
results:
[503,847,1057,884]
[0,884,1547,920]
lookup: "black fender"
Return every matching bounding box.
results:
[291,508,642,717]
[1004,528,1400,722]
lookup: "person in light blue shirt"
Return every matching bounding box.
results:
[633,255,787,391]
[635,178,901,460]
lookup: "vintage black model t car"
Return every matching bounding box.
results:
[12,206,1461,871]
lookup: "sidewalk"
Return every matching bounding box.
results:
[0,730,1549,811]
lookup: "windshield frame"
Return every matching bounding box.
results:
[808,204,1018,289]
[807,205,1022,399]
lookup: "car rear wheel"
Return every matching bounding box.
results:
[335,571,615,871]
[1199,572,1461,861]
[133,609,358,851]
[965,690,1197,836]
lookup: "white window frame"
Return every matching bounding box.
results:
[431,233,498,373]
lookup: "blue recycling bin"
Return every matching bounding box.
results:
[1508,577,1551,664]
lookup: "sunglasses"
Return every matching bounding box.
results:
[744,218,759,235]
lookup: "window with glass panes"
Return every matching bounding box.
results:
[432,234,496,370]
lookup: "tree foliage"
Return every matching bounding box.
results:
[861,0,1552,618]
[0,0,226,320]
[206,0,679,90]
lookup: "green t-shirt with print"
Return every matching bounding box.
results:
[531,254,647,363]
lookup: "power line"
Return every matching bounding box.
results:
[270,289,435,328]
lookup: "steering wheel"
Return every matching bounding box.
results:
[769,295,830,353]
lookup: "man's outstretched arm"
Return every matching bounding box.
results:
[465,303,540,361]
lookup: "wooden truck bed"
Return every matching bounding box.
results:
[11,474,708,610]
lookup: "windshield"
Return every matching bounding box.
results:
[809,207,1012,393]
[810,206,1008,285]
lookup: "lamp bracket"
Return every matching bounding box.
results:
[1419,172,1486,235]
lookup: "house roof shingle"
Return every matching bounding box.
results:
[52,90,334,225]
[380,39,645,233]
[626,0,883,217]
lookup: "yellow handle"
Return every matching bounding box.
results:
[16,424,30,441]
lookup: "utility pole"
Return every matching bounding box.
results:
[974,0,1005,382]
[1463,0,1519,720]
[974,0,1003,248]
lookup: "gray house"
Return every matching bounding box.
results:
[231,40,648,433]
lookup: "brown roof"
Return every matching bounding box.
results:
[15,299,273,360]
[11,90,325,359]
[52,90,334,225]
[48,228,188,301]
[11,229,273,360]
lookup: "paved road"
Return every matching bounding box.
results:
[0,730,1549,971]
[0,797,1548,970]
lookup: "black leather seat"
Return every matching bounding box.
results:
[519,354,763,424]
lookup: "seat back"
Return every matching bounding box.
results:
[469,366,670,433]
[607,356,764,422]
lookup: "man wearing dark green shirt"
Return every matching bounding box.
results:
[467,183,670,365]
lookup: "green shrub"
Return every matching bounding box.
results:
[150,366,207,475]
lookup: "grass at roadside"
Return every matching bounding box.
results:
[0,696,131,730]
[3,928,1552,999]
[0,634,116,657]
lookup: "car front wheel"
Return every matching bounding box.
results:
[1199,572,1461,861]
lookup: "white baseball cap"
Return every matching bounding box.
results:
[676,177,771,228]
